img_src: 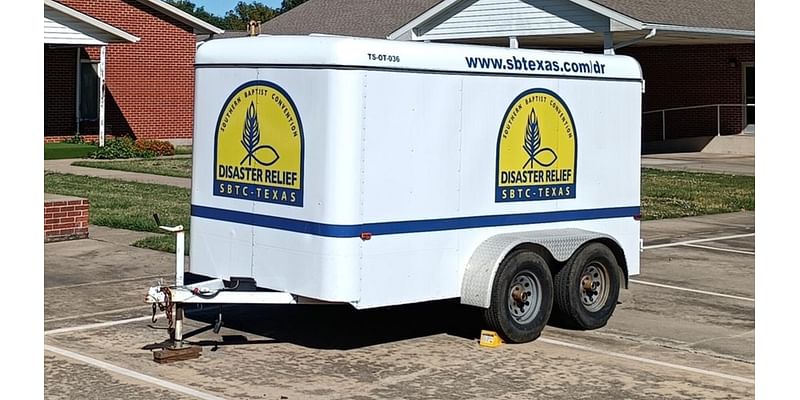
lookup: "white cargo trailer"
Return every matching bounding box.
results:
[147,35,642,346]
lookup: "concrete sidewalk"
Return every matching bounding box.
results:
[44,158,191,188]
[45,152,754,187]
[641,152,754,176]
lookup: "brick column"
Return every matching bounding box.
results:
[44,193,89,242]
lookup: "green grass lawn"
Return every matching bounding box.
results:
[44,172,190,254]
[641,168,754,220]
[44,168,754,254]
[44,143,98,160]
[72,158,192,178]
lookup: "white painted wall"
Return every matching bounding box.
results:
[418,0,610,40]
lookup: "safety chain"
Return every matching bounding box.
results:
[150,287,175,340]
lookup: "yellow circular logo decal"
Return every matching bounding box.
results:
[214,81,304,206]
[496,89,576,202]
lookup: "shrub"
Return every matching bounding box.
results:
[88,137,155,159]
[135,139,175,156]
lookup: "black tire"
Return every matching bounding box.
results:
[553,242,621,330]
[485,249,553,343]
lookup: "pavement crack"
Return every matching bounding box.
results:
[686,329,755,347]
[587,330,755,365]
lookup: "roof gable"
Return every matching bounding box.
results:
[413,0,617,41]
[391,0,753,45]
[44,0,140,44]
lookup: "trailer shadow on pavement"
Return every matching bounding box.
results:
[164,294,595,352]
[155,299,485,351]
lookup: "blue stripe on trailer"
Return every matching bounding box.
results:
[191,205,640,238]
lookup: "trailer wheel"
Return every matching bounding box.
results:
[553,242,621,330]
[485,249,553,343]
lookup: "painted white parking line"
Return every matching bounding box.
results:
[683,243,755,255]
[45,345,225,400]
[45,306,150,323]
[643,233,755,250]
[630,279,754,302]
[46,275,169,290]
[44,315,152,336]
[539,337,754,385]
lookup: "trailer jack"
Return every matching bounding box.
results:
[144,221,202,363]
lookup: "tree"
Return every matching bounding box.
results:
[166,0,280,31]
[280,0,309,12]
[222,1,279,31]
[165,0,224,27]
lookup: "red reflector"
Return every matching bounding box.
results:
[633,214,642,221]
[360,232,373,240]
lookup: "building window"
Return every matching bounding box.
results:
[79,60,99,121]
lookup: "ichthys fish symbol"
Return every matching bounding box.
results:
[240,101,280,167]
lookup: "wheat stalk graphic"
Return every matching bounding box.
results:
[240,101,279,167]
[522,108,557,169]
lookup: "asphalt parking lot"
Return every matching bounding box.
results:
[44,211,755,399]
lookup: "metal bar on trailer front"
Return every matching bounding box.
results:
[145,278,298,305]
[167,288,297,304]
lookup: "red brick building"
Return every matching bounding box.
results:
[44,0,222,144]
[262,0,755,151]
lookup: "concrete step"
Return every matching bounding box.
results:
[701,134,754,156]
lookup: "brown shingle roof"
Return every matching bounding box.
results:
[261,0,754,39]
[260,0,442,38]
[593,0,754,31]
[197,31,250,42]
